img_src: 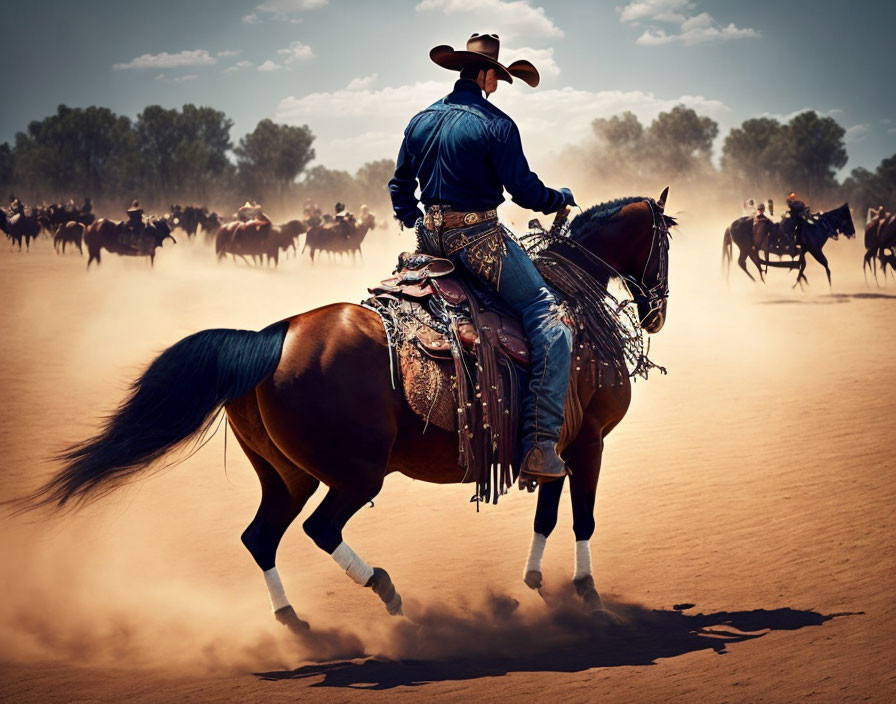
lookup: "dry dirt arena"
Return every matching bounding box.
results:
[0,207,893,703]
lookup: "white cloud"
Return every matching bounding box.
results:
[346,73,378,91]
[274,79,730,171]
[416,0,562,39]
[503,47,560,77]
[224,60,254,73]
[880,118,892,125]
[619,1,759,46]
[278,41,315,64]
[113,49,215,70]
[258,0,327,12]
[258,60,282,72]
[217,49,242,57]
[844,124,870,144]
[619,0,694,23]
[251,0,325,22]
[153,73,199,83]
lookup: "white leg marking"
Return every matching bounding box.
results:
[574,540,592,580]
[524,532,548,576]
[263,567,290,611]
[331,541,375,586]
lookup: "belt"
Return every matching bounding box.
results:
[423,205,498,231]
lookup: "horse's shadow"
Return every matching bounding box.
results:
[255,593,859,690]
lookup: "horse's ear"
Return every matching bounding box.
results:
[657,186,669,212]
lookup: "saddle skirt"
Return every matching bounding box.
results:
[365,252,602,504]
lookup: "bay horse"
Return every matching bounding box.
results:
[215,220,298,266]
[22,192,673,635]
[722,215,782,282]
[53,221,85,255]
[83,218,175,269]
[863,211,896,284]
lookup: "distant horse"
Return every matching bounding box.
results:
[83,218,175,269]
[23,193,673,635]
[53,221,85,255]
[215,220,296,266]
[722,215,784,282]
[863,212,896,284]
[3,209,41,251]
[788,203,855,287]
[303,213,374,263]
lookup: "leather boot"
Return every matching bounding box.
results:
[519,440,570,482]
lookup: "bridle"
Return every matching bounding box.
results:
[621,201,670,322]
[542,200,670,324]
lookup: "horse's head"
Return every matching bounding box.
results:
[151,218,177,246]
[835,203,856,239]
[569,188,672,334]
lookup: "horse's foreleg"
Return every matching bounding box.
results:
[523,478,565,591]
[810,249,832,289]
[564,426,620,623]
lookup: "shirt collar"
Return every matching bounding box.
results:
[451,79,484,99]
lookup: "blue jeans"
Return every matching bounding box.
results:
[453,234,572,452]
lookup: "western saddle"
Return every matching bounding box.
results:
[365,249,598,504]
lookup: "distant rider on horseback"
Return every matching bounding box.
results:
[389,33,577,481]
[786,192,811,246]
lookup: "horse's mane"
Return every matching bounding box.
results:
[569,196,675,240]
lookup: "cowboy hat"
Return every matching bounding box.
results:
[430,33,540,87]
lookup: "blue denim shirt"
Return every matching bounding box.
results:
[389,79,567,228]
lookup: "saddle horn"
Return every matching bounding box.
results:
[657,186,669,212]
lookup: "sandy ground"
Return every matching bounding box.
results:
[0,208,894,703]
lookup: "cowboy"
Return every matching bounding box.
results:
[237,201,258,222]
[389,32,576,482]
[753,201,769,223]
[126,200,144,232]
[785,192,810,245]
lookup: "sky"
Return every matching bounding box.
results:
[2,0,894,179]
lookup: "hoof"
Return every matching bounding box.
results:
[573,575,604,612]
[523,570,543,590]
[274,605,310,635]
[367,567,403,616]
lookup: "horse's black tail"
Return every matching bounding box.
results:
[20,320,289,512]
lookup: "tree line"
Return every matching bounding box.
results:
[566,106,894,217]
[0,104,395,217]
[0,102,892,219]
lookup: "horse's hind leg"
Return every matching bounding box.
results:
[748,249,766,283]
[302,473,402,616]
[231,430,320,634]
[736,249,756,282]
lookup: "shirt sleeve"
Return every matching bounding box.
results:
[388,132,423,228]
[488,118,566,214]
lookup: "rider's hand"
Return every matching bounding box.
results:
[559,187,577,207]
